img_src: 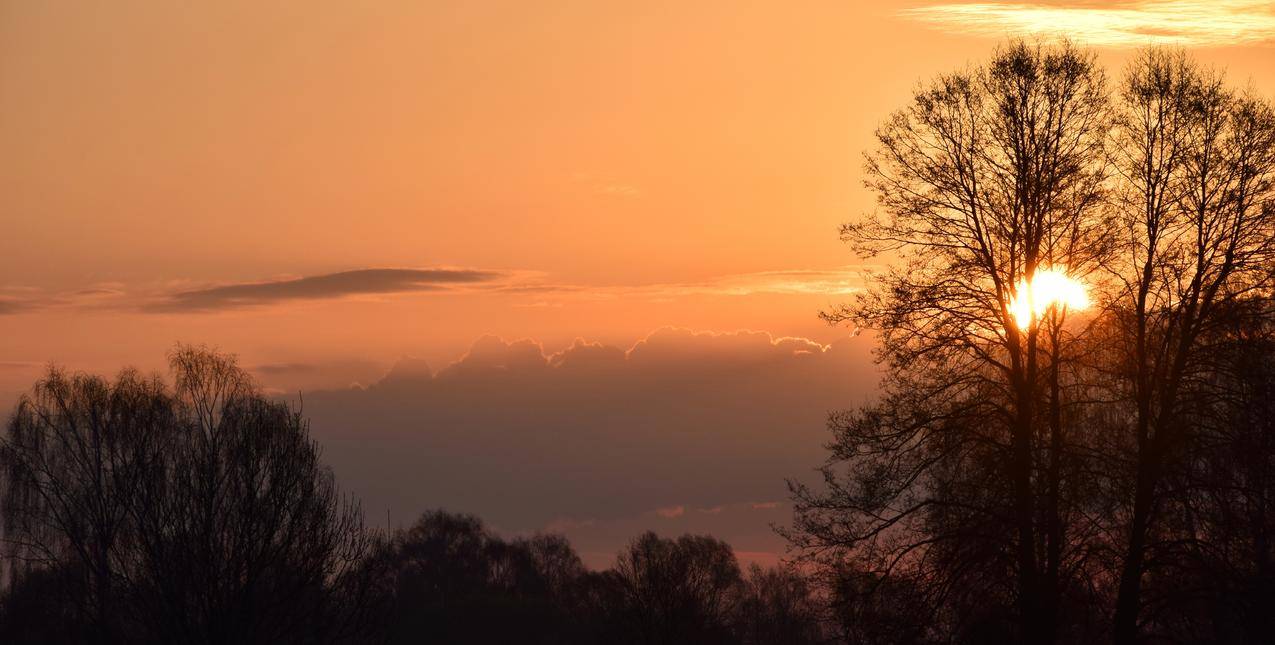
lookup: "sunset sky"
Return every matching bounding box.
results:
[4,0,1274,565]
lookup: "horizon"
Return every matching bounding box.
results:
[4,2,1275,643]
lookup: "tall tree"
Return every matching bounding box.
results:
[789,39,1111,643]
[1106,49,1275,643]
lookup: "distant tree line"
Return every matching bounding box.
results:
[364,511,824,645]
[0,348,830,644]
[786,41,1275,644]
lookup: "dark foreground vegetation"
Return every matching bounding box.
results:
[0,347,829,644]
[4,40,1275,645]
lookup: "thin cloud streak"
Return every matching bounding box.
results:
[902,1,1275,47]
[147,268,505,312]
[3,265,865,315]
[512,267,868,303]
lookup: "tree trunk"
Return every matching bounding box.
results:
[1043,331,1064,644]
[1013,328,1048,643]
[1113,451,1157,644]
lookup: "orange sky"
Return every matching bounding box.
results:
[2,0,1274,397]
[4,0,1275,567]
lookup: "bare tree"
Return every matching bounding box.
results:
[1,347,382,644]
[789,39,1111,643]
[1106,49,1275,643]
[1,368,170,643]
[732,564,824,645]
[608,532,743,645]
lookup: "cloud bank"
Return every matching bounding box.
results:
[297,327,878,567]
[903,1,1275,47]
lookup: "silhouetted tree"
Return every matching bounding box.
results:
[595,531,743,645]
[793,39,1111,644]
[1,367,171,643]
[0,347,382,644]
[733,563,824,645]
[1105,49,1275,643]
[375,510,585,644]
[791,41,1275,645]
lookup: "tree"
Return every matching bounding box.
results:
[604,531,744,645]
[1,346,381,644]
[732,564,824,645]
[374,510,586,644]
[1,367,171,643]
[789,39,1111,643]
[1144,302,1275,642]
[1106,49,1275,643]
[789,41,1275,644]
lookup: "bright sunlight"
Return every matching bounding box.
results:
[1007,268,1090,329]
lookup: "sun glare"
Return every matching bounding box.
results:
[1007,268,1089,330]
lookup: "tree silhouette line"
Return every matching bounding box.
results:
[0,347,826,644]
[785,40,1275,644]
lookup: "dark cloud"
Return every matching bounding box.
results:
[149,268,505,312]
[296,327,879,566]
[0,296,53,315]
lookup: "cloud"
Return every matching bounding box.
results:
[297,327,880,568]
[655,505,686,519]
[0,295,63,315]
[148,268,505,312]
[8,264,861,317]
[636,268,865,299]
[498,267,867,305]
[0,361,42,371]
[596,184,642,198]
[902,1,1275,47]
[248,358,389,394]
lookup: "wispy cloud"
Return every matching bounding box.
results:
[147,268,505,312]
[902,1,1275,47]
[502,267,866,304]
[5,265,863,316]
[654,505,686,519]
[0,361,42,371]
[0,289,66,315]
[642,268,864,299]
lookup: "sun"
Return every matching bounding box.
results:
[1007,268,1090,329]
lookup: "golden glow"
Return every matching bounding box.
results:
[903,1,1275,48]
[1007,268,1089,330]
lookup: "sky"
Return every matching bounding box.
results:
[3,0,1274,566]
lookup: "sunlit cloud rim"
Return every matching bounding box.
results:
[901,1,1275,47]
